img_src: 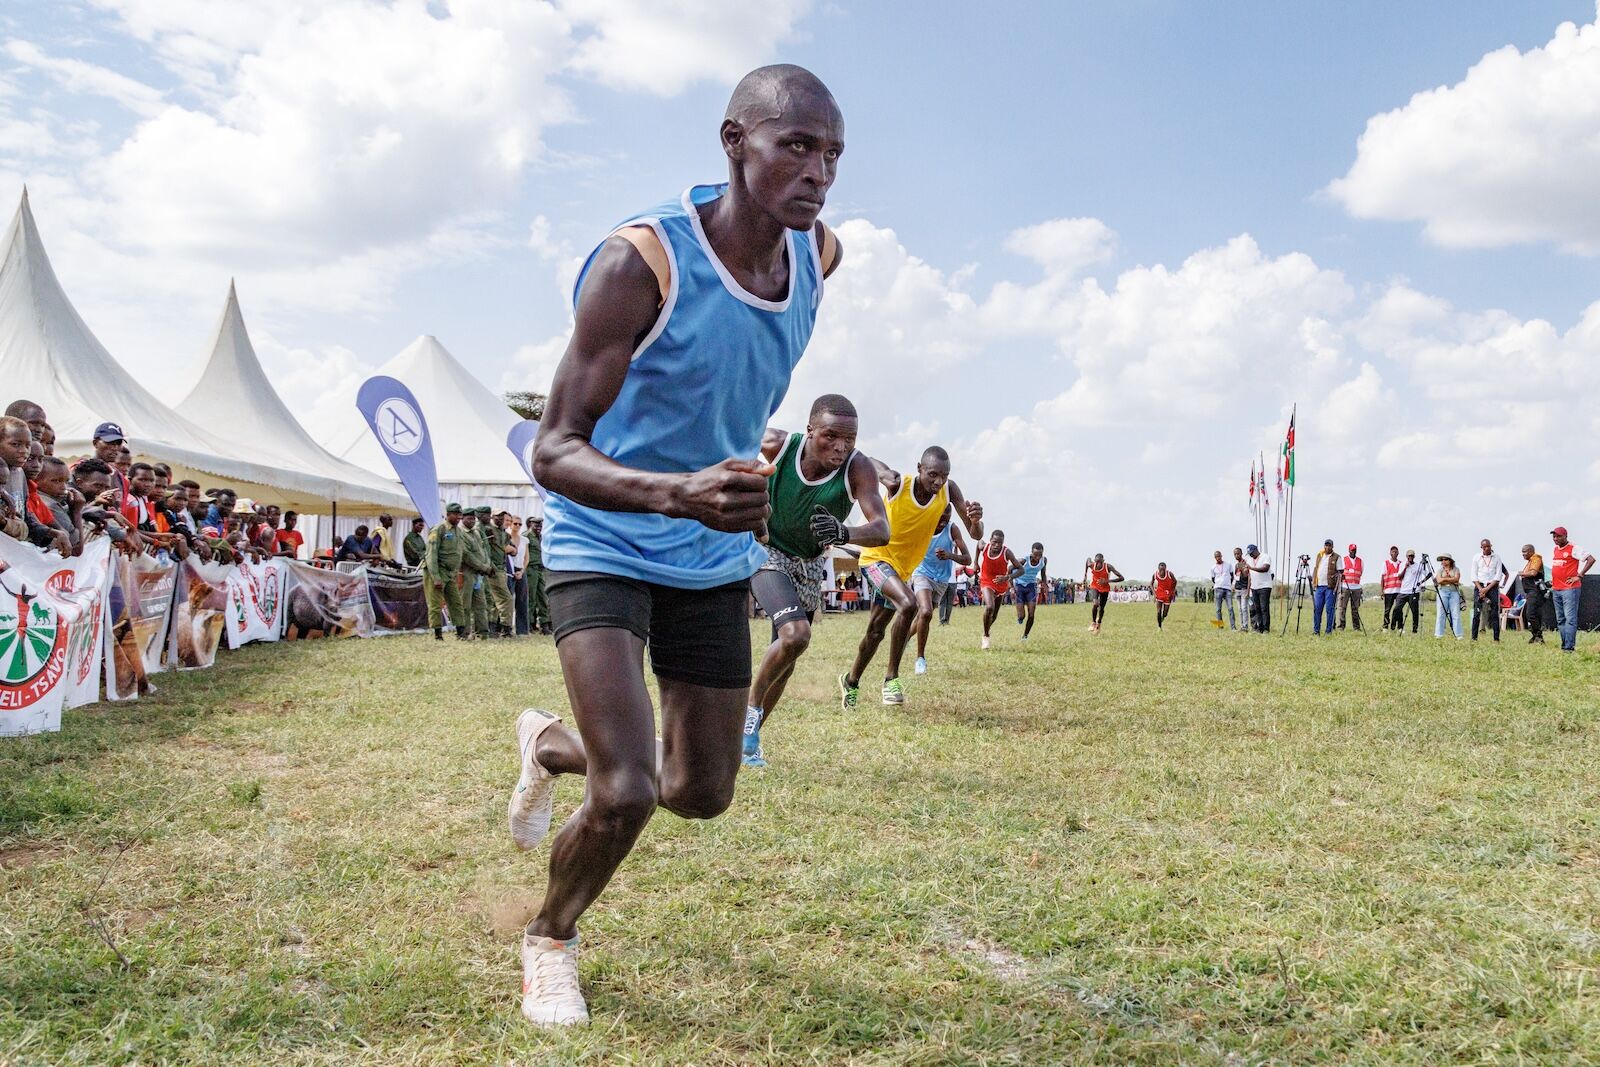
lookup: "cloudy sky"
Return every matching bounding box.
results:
[4,1,1599,575]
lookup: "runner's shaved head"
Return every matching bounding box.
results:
[921,446,949,466]
[725,64,838,130]
[809,393,857,419]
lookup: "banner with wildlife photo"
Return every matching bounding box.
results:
[0,533,110,735]
[105,552,178,700]
[168,557,232,670]
[283,561,375,640]
[365,566,429,634]
[225,557,287,649]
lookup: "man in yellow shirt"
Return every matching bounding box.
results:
[840,446,984,708]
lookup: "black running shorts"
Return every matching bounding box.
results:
[546,570,752,689]
[751,568,815,641]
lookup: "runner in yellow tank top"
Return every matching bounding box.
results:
[841,445,985,709]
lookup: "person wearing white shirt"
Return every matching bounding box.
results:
[1246,544,1273,633]
[1209,549,1236,629]
[1471,538,1507,642]
[1390,549,1424,633]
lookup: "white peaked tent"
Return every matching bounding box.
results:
[174,282,413,514]
[0,190,394,512]
[334,334,542,518]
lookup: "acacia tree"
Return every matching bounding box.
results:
[504,391,546,421]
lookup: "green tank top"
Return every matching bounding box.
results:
[766,432,856,560]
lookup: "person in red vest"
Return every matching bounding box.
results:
[1085,553,1124,634]
[1151,562,1177,629]
[1338,543,1364,631]
[1550,526,1595,653]
[1380,546,1403,631]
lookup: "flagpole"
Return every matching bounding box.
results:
[1279,404,1297,632]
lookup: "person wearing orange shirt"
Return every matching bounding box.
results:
[1151,562,1177,629]
[1084,553,1124,634]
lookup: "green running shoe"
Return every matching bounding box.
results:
[882,678,905,705]
[838,673,859,711]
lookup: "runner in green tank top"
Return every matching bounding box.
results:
[744,394,890,767]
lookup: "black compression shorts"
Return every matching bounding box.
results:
[751,568,815,641]
[546,570,752,689]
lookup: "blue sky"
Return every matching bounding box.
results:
[4,1,1599,573]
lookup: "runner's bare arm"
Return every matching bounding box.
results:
[1108,564,1125,582]
[815,221,843,279]
[843,452,890,548]
[945,479,984,540]
[866,455,902,496]
[534,236,773,534]
[761,426,789,462]
[1005,549,1023,583]
[947,525,972,567]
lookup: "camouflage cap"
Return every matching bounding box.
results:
[445,502,463,514]
[475,505,491,515]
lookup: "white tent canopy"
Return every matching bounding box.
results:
[174,282,413,514]
[332,334,542,518]
[0,190,401,513]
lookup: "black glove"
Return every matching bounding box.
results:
[808,505,848,548]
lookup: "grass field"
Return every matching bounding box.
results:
[2,600,1598,1065]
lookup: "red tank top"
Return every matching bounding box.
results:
[978,544,1011,589]
[1090,564,1110,593]
[1153,573,1176,602]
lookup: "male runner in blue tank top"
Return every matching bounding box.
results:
[1013,542,1048,639]
[910,505,971,674]
[504,65,844,1028]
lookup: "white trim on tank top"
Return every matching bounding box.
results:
[682,186,795,312]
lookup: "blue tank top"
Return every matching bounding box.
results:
[543,184,824,588]
[914,526,955,583]
[1016,555,1046,585]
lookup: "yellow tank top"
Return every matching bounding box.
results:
[859,474,949,579]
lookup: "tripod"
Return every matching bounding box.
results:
[1281,555,1312,635]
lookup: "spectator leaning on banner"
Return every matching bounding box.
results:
[275,511,305,558]
[1549,526,1594,654]
[1311,538,1340,636]
[1380,546,1402,631]
[1338,543,1364,632]
[403,517,427,567]
[1472,538,1506,643]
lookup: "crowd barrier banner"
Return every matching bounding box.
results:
[169,558,231,670]
[0,533,110,735]
[225,557,288,650]
[366,567,429,634]
[106,553,177,700]
[283,561,374,640]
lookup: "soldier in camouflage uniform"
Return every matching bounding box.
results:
[459,508,493,638]
[481,506,515,638]
[425,503,469,640]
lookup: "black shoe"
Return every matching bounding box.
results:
[433,627,443,641]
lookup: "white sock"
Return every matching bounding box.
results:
[743,705,762,736]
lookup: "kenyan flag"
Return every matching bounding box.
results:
[1282,411,1296,488]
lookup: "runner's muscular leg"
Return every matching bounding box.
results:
[913,587,935,658]
[879,572,919,680]
[847,602,896,687]
[751,617,810,725]
[658,676,745,820]
[982,588,998,635]
[527,627,658,942]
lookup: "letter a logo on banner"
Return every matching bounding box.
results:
[357,376,442,528]
[505,420,547,501]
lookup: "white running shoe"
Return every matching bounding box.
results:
[914,656,927,674]
[509,709,562,851]
[521,934,589,1027]
[981,636,991,650]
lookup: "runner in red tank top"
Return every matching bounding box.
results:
[1151,562,1177,630]
[977,530,1020,650]
[1083,552,1124,633]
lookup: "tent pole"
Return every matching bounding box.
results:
[332,501,338,559]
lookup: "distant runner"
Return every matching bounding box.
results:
[1151,562,1177,629]
[976,529,1021,650]
[1084,553,1123,634]
[1012,541,1048,640]
[744,395,889,767]
[840,447,984,708]
[911,505,971,674]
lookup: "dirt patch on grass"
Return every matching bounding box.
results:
[0,840,61,869]
[466,883,539,938]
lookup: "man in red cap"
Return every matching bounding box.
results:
[1338,543,1364,631]
[1550,526,1594,653]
